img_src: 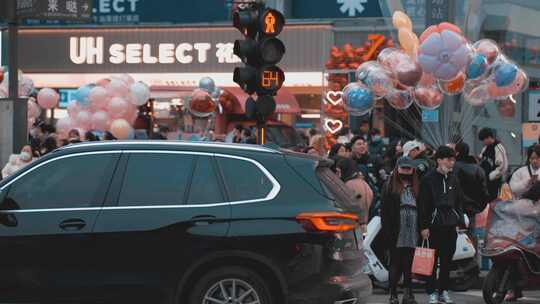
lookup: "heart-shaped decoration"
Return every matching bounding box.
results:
[324,119,344,134]
[326,91,343,106]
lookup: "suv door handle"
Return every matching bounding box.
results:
[59,219,86,231]
[190,215,217,226]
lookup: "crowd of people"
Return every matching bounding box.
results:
[300,124,539,304]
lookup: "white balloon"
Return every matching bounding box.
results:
[129,82,150,106]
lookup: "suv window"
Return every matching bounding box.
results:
[217,157,273,201]
[119,153,194,206]
[187,156,223,205]
[5,153,118,210]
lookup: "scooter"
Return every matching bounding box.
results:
[482,246,540,304]
[362,215,479,291]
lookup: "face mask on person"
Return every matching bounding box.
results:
[439,165,451,175]
[20,152,31,162]
[399,173,412,181]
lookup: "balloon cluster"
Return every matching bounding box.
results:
[189,77,238,117]
[0,67,36,98]
[35,74,150,140]
[342,11,528,115]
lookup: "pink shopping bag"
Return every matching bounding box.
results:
[412,240,436,276]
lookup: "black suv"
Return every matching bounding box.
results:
[0,141,370,304]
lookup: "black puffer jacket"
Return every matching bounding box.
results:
[453,155,490,215]
[418,169,471,230]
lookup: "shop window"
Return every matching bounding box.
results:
[187,156,224,205]
[5,154,118,210]
[119,153,194,206]
[217,157,273,202]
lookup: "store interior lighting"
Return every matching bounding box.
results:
[301,114,321,119]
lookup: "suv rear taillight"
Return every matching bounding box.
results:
[296,212,359,232]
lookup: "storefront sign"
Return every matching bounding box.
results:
[292,0,382,18]
[425,0,453,26]
[24,0,230,25]
[17,0,93,21]
[19,25,330,74]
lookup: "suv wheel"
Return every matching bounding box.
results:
[188,266,273,304]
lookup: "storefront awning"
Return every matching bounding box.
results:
[225,87,301,115]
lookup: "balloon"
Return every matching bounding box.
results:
[129,82,151,106]
[89,86,109,110]
[96,78,111,87]
[466,53,488,80]
[19,77,34,97]
[417,29,472,80]
[107,97,129,119]
[464,82,491,106]
[395,61,423,87]
[343,82,374,115]
[107,78,129,98]
[487,69,528,98]
[438,73,465,95]
[438,22,462,34]
[37,88,59,109]
[189,89,216,117]
[198,77,216,93]
[75,110,92,130]
[110,119,131,140]
[119,74,135,86]
[419,25,438,43]
[392,11,412,31]
[67,100,81,118]
[356,61,394,99]
[398,28,419,58]
[494,63,518,87]
[473,39,500,64]
[91,111,110,131]
[413,86,444,110]
[386,90,414,110]
[27,99,41,119]
[73,84,94,107]
[56,117,74,137]
[418,73,436,87]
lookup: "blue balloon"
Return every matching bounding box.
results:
[466,54,488,80]
[73,84,95,107]
[344,84,374,115]
[495,63,518,87]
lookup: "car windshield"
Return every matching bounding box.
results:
[265,126,304,148]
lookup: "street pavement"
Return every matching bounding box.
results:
[367,290,540,304]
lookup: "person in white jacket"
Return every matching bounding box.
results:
[478,128,509,201]
[510,144,540,198]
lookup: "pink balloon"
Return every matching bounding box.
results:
[119,74,135,85]
[27,99,41,119]
[110,119,131,139]
[76,111,92,130]
[96,78,111,87]
[67,100,81,118]
[386,90,414,110]
[91,111,110,131]
[106,78,129,98]
[414,86,444,110]
[56,117,73,138]
[418,73,436,87]
[37,88,59,109]
[107,97,129,119]
[89,86,109,111]
[465,83,491,106]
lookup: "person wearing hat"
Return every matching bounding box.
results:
[418,146,471,304]
[403,140,433,179]
[381,156,422,304]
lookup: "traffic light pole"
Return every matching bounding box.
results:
[0,0,27,167]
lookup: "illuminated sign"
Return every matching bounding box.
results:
[264,12,276,34]
[259,9,284,37]
[259,66,284,94]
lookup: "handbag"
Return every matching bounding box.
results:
[412,240,436,276]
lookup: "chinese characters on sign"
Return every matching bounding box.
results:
[425,0,452,26]
[17,0,93,20]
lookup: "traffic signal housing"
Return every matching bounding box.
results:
[233,6,286,98]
